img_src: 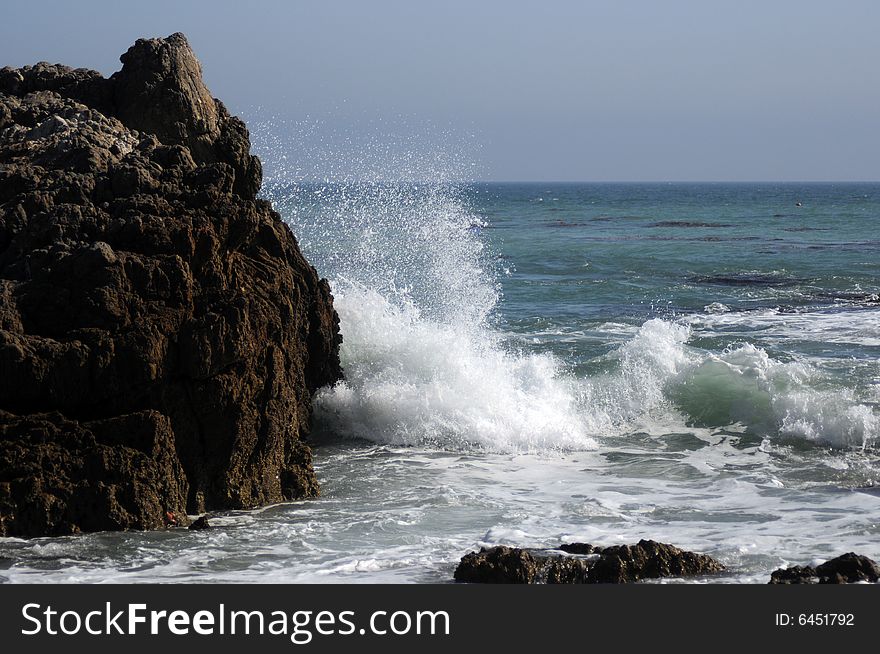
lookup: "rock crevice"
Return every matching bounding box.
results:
[0,33,342,537]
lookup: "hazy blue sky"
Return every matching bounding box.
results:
[2,1,878,181]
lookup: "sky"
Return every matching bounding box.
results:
[1,0,879,181]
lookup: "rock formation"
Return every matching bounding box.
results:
[454,540,724,584]
[768,553,880,584]
[0,33,342,537]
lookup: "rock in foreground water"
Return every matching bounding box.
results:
[454,539,724,584]
[0,33,342,537]
[188,516,212,531]
[769,553,880,584]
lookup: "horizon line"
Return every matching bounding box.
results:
[472,180,880,184]
[283,179,880,185]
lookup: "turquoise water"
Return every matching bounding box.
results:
[486,183,879,358]
[2,182,878,583]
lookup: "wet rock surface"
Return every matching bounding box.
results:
[188,515,212,530]
[769,553,880,584]
[454,539,725,584]
[0,33,342,537]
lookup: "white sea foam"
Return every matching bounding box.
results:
[315,242,595,451]
[314,284,594,451]
[689,306,880,347]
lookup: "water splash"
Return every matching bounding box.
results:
[253,117,596,452]
[314,283,593,451]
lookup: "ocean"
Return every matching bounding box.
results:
[2,181,878,583]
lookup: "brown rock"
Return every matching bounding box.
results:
[570,539,726,583]
[769,553,880,584]
[454,546,592,584]
[0,410,188,536]
[111,33,262,198]
[454,539,724,584]
[0,34,342,537]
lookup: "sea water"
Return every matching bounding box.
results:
[2,180,878,583]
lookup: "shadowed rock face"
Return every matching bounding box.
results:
[454,540,725,584]
[0,33,342,537]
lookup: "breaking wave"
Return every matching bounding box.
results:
[253,122,877,452]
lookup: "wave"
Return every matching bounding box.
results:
[311,294,878,450]
[294,188,878,449]
[313,284,596,451]
[272,177,594,451]
[590,318,878,448]
[253,127,877,452]
[667,333,878,448]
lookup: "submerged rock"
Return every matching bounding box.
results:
[769,553,880,584]
[0,33,342,537]
[454,539,724,584]
[188,515,212,530]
